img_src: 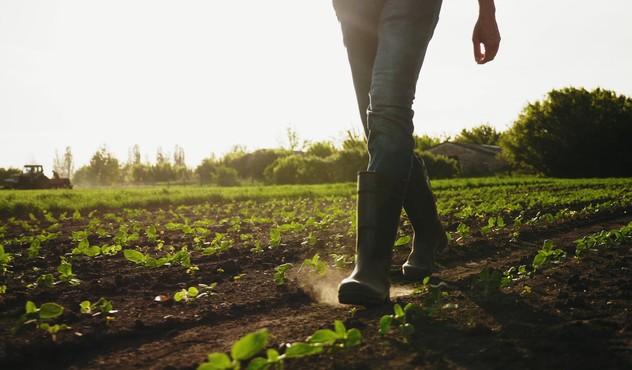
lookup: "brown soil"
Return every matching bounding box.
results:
[1,201,631,370]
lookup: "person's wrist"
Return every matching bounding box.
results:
[478,0,496,14]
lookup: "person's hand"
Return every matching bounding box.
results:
[472,2,500,64]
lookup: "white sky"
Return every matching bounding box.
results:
[1,0,631,173]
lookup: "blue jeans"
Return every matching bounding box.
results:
[333,0,442,181]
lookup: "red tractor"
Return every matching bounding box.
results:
[3,165,73,189]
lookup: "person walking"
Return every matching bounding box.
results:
[333,0,501,306]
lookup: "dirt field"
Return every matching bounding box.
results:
[1,199,631,370]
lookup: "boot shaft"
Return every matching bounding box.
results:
[356,171,407,259]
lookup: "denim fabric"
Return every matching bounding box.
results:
[333,0,442,181]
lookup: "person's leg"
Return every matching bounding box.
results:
[367,0,443,180]
[342,0,447,281]
[332,0,382,137]
[334,0,443,305]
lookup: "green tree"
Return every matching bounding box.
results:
[221,148,288,182]
[306,141,336,158]
[173,145,185,167]
[74,146,122,186]
[53,146,74,178]
[128,144,142,165]
[341,128,366,152]
[501,87,632,177]
[196,157,216,185]
[414,134,444,151]
[128,163,152,184]
[264,155,302,185]
[453,124,502,145]
[0,167,21,183]
[213,165,240,186]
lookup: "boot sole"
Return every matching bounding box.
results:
[338,283,389,306]
[401,263,433,281]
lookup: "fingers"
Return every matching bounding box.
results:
[473,39,484,64]
[483,38,500,63]
[477,41,499,64]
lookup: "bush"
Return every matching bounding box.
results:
[213,166,240,187]
[264,155,303,185]
[329,148,368,183]
[416,152,460,179]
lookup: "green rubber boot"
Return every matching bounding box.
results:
[401,156,448,280]
[338,171,407,306]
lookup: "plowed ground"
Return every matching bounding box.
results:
[1,201,631,370]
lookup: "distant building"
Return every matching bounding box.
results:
[427,142,510,177]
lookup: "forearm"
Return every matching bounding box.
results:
[478,0,496,15]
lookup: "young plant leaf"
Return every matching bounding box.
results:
[284,343,323,358]
[231,329,268,361]
[198,353,232,370]
[307,329,338,346]
[39,302,64,319]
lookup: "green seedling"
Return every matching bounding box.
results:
[113,226,140,247]
[198,329,269,370]
[145,224,161,245]
[71,238,101,257]
[25,231,59,259]
[274,263,293,285]
[302,232,317,247]
[174,283,218,302]
[574,223,632,256]
[481,216,506,236]
[305,320,362,350]
[473,266,503,297]
[501,264,531,288]
[174,286,200,302]
[394,235,412,251]
[201,233,234,256]
[198,321,361,370]
[269,228,282,248]
[14,301,69,341]
[249,239,265,254]
[57,260,81,286]
[71,230,91,243]
[455,222,471,241]
[379,303,419,337]
[101,244,122,256]
[27,237,42,259]
[415,278,457,317]
[38,322,71,341]
[124,248,192,269]
[80,297,117,319]
[330,253,352,269]
[43,210,58,224]
[0,245,13,275]
[28,273,55,289]
[532,239,566,271]
[301,253,327,276]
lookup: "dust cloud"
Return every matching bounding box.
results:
[292,269,415,305]
[292,268,347,305]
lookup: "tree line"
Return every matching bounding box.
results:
[2,87,630,187]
